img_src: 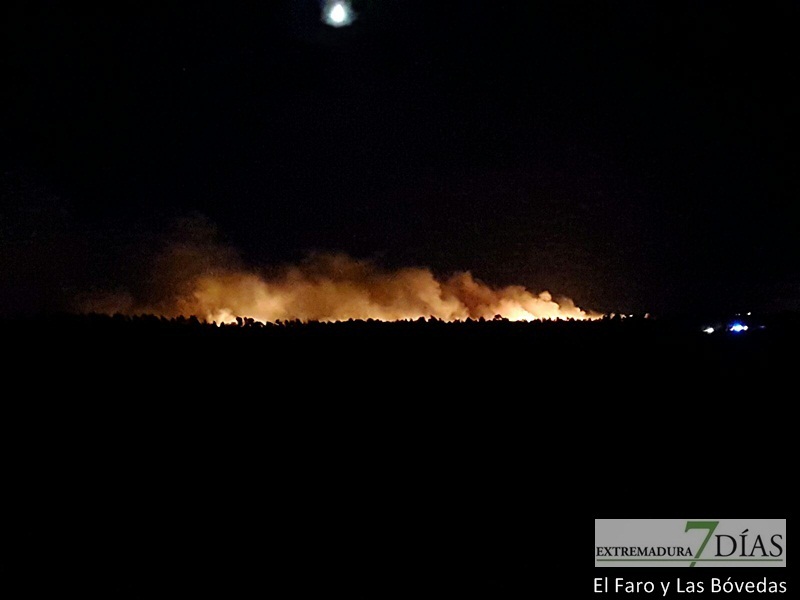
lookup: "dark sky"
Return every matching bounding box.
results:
[2,0,799,315]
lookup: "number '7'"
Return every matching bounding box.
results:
[685,521,719,567]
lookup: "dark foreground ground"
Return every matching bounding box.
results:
[2,314,796,598]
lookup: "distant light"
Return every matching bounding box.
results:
[703,327,715,334]
[330,3,346,23]
[747,311,752,316]
[729,323,748,333]
[323,1,354,27]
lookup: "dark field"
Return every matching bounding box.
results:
[3,314,795,598]
[5,312,797,394]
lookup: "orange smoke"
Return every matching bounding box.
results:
[164,254,596,323]
[77,216,597,322]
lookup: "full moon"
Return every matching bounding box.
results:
[330,3,346,23]
[323,1,354,27]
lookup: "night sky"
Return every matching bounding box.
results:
[2,1,799,316]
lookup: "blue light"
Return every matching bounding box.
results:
[729,322,748,333]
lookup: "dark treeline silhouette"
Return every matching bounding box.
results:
[3,313,795,599]
[3,311,798,379]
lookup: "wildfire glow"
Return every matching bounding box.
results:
[79,224,599,325]
[166,254,596,324]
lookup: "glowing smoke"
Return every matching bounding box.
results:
[85,257,598,323]
[79,217,598,323]
[179,254,595,323]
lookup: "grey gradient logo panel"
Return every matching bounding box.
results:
[595,519,786,567]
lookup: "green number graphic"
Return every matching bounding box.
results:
[685,521,719,568]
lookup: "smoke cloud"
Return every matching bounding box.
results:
[179,254,594,323]
[80,217,597,323]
